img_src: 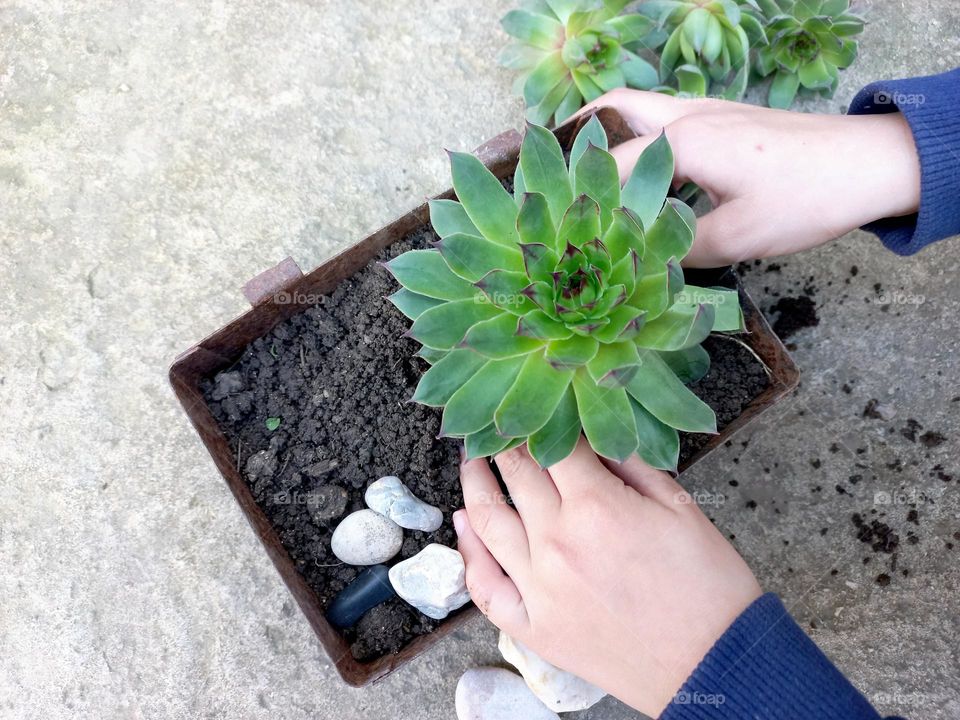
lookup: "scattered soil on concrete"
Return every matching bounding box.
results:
[767,295,819,340]
[202,227,770,662]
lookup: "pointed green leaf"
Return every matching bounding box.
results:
[386,249,476,300]
[603,207,645,261]
[520,123,573,227]
[388,288,445,320]
[621,50,659,90]
[572,371,638,462]
[658,345,710,385]
[449,151,519,247]
[630,258,683,320]
[609,249,640,296]
[524,52,569,108]
[518,309,573,340]
[798,55,832,90]
[438,233,525,281]
[545,335,599,368]
[429,199,479,238]
[464,423,514,459]
[475,270,538,315]
[517,192,558,251]
[527,385,581,468]
[409,299,502,350]
[644,200,695,264]
[768,69,800,109]
[412,348,488,406]
[557,194,601,247]
[569,115,608,182]
[513,163,527,206]
[675,64,707,96]
[586,341,642,387]
[501,9,564,49]
[415,346,448,364]
[594,305,646,343]
[520,243,560,283]
[607,14,655,43]
[575,143,621,231]
[629,398,680,471]
[442,356,527,436]
[621,131,674,231]
[553,82,584,125]
[627,350,716,432]
[527,75,574,126]
[633,303,715,351]
[571,67,605,103]
[462,313,544,358]
[495,352,574,437]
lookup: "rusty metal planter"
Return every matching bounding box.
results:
[169,108,799,688]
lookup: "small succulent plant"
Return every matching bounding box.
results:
[639,0,766,99]
[386,117,744,470]
[752,0,864,108]
[499,0,660,126]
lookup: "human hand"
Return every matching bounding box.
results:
[572,89,921,267]
[454,439,762,718]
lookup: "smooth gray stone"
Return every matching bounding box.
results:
[325,565,396,629]
[331,509,403,565]
[364,475,443,532]
[455,668,559,720]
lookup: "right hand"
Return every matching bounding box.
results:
[573,89,921,267]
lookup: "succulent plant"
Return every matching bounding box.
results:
[638,0,766,99]
[386,118,744,470]
[752,0,864,108]
[499,0,660,126]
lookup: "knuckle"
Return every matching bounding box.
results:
[495,447,527,478]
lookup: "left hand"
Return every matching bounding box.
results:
[454,439,761,717]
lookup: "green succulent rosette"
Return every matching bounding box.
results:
[753,0,865,108]
[500,0,660,126]
[387,118,744,470]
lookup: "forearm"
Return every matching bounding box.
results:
[659,594,903,720]
[849,67,960,255]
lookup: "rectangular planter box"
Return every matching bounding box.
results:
[169,108,800,687]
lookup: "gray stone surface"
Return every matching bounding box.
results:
[0,1,958,719]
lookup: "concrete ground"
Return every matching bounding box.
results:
[1,1,958,718]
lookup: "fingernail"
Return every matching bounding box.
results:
[452,509,465,536]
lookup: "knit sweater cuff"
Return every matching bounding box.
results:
[848,68,960,255]
[659,593,883,720]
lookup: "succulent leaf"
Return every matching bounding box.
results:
[412,349,489,406]
[438,233,526,281]
[441,357,527,436]
[465,423,516,458]
[629,398,680,470]
[573,371,639,462]
[627,350,716,432]
[658,345,710,384]
[449,151,520,247]
[385,250,476,300]
[575,144,621,231]
[517,192,559,249]
[527,385,582,467]
[409,299,502,350]
[621,131,673,231]
[462,312,543,358]
[495,352,575,437]
[429,198,481,238]
[389,288,445,320]
[631,302,715,350]
[520,123,575,226]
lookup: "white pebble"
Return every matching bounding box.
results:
[365,475,443,532]
[330,509,402,565]
[455,668,559,720]
[498,632,606,712]
[388,543,470,619]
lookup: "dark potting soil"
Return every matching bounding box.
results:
[201,225,770,663]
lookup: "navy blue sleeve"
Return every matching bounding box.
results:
[659,593,903,720]
[848,68,960,255]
